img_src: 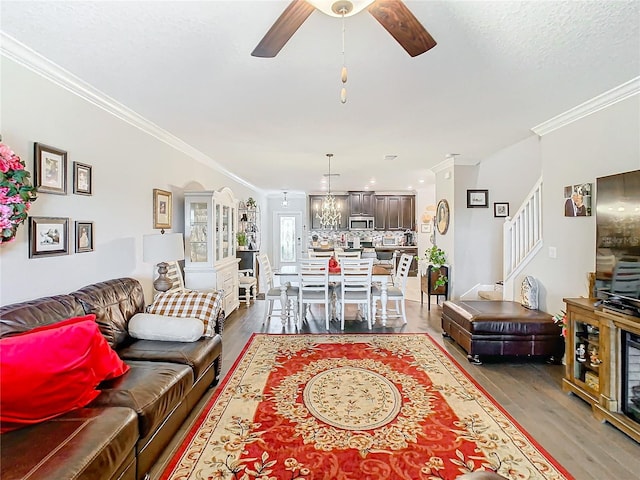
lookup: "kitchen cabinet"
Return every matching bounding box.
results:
[374,195,415,231]
[349,191,375,216]
[309,194,348,230]
[184,187,240,318]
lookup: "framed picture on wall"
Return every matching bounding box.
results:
[153,189,172,230]
[34,143,67,195]
[421,223,432,233]
[563,183,592,216]
[467,189,489,208]
[73,162,92,195]
[29,216,69,258]
[75,221,94,253]
[494,202,509,218]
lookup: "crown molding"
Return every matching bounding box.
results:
[532,76,640,136]
[430,158,455,174]
[0,32,261,193]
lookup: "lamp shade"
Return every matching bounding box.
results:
[143,233,185,264]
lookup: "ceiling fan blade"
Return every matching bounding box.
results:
[251,0,316,58]
[368,0,437,57]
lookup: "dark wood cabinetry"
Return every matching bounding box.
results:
[375,195,415,231]
[309,194,348,230]
[310,193,414,231]
[349,191,375,216]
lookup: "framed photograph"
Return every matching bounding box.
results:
[563,183,593,217]
[421,223,432,233]
[28,217,69,258]
[494,202,510,218]
[73,162,92,195]
[153,189,172,230]
[467,189,489,208]
[75,221,94,253]
[34,143,67,195]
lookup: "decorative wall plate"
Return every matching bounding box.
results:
[436,199,450,235]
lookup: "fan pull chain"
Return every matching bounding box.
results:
[340,9,347,104]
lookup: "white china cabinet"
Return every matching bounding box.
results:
[184,187,239,317]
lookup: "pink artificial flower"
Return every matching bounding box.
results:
[5,195,22,205]
[0,144,14,161]
[0,204,12,219]
[0,217,12,230]
[8,156,24,171]
[0,157,9,174]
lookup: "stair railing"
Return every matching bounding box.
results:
[502,177,543,300]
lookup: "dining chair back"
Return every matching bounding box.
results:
[335,250,361,260]
[257,253,298,325]
[337,258,374,330]
[372,253,412,324]
[298,258,332,330]
[308,250,334,258]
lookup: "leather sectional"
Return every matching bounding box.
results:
[0,277,224,480]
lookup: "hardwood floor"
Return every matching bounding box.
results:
[151,299,640,480]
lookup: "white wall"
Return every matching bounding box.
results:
[0,58,260,305]
[522,96,640,315]
[452,136,542,298]
[442,94,639,312]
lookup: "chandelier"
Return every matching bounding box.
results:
[316,153,341,229]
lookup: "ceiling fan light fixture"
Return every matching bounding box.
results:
[341,66,348,83]
[308,0,374,18]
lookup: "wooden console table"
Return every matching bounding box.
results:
[563,297,640,442]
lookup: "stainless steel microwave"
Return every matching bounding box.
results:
[349,216,375,230]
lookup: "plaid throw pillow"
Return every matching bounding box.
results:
[147,291,221,337]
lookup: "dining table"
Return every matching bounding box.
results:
[274,264,393,327]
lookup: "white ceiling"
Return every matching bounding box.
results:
[1,1,639,195]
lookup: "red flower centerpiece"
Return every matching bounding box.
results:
[0,142,37,243]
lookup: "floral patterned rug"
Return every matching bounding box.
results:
[161,334,573,480]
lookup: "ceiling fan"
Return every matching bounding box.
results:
[251,0,436,58]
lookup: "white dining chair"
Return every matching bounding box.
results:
[297,258,333,330]
[336,258,374,330]
[372,253,412,324]
[309,250,334,258]
[257,253,298,325]
[335,250,361,260]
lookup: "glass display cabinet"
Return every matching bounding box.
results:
[563,298,602,404]
[184,187,239,317]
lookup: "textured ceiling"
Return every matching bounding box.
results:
[1,1,639,194]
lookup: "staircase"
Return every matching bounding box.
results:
[501,177,544,300]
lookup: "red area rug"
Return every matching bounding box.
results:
[162,334,573,480]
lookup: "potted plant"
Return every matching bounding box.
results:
[421,245,448,290]
[246,197,257,210]
[236,231,248,250]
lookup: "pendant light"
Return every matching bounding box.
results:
[316,154,341,228]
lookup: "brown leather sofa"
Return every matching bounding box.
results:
[0,277,224,480]
[441,300,564,364]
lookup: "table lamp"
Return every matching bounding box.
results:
[143,232,185,292]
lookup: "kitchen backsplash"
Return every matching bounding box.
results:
[308,230,413,247]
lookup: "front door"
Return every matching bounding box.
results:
[273,212,303,269]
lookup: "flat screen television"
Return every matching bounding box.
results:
[595,169,640,311]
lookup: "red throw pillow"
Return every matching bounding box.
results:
[0,315,129,433]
